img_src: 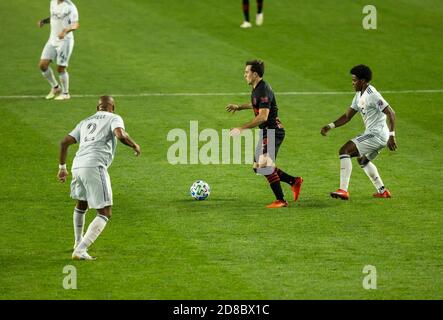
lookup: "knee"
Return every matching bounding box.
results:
[358,157,369,167]
[57,65,66,73]
[339,145,349,155]
[76,201,88,211]
[39,61,48,71]
[98,206,112,219]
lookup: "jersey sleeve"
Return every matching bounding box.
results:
[69,4,79,23]
[111,115,125,133]
[254,84,271,109]
[350,94,359,111]
[371,92,389,111]
[68,122,82,142]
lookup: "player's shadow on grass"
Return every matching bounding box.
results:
[297,198,342,209]
[176,198,237,203]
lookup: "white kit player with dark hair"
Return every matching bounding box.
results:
[321,65,397,200]
[58,96,141,260]
[38,0,79,100]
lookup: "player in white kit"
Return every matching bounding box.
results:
[38,0,79,100]
[58,96,141,260]
[321,65,397,200]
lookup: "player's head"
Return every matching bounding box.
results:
[97,95,115,113]
[350,64,372,91]
[245,60,264,85]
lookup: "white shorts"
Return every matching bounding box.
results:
[70,167,113,209]
[351,133,387,161]
[40,39,74,67]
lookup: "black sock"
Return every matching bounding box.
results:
[257,0,264,14]
[266,169,285,201]
[276,168,295,185]
[242,0,250,21]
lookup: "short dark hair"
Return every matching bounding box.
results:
[246,60,265,77]
[350,64,372,82]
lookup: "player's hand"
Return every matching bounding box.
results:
[38,20,45,28]
[226,104,239,113]
[320,125,330,136]
[229,127,242,137]
[387,136,397,151]
[133,144,141,156]
[58,30,66,39]
[58,169,68,183]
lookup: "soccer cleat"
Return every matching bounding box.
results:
[330,189,349,200]
[72,250,96,261]
[256,13,264,26]
[373,189,392,198]
[266,200,288,208]
[240,21,252,28]
[291,177,303,202]
[45,87,61,100]
[54,93,70,100]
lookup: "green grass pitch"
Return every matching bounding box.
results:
[0,0,442,299]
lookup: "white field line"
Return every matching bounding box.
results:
[0,89,443,100]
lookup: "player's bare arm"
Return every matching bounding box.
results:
[58,22,79,39]
[321,107,358,136]
[38,17,50,28]
[230,108,269,136]
[58,135,77,182]
[383,106,397,151]
[226,102,253,113]
[114,127,141,156]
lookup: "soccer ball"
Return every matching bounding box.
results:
[190,180,211,200]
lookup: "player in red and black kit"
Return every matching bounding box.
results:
[226,60,303,208]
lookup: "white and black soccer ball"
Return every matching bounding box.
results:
[190,180,211,200]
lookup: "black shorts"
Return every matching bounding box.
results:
[254,128,285,163]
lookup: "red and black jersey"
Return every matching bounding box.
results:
[251,80,284,130]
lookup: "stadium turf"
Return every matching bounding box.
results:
[0,0,442,299]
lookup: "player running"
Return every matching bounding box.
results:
[58,96,141,260]
[226,60,303,208]
[321,64,397,200]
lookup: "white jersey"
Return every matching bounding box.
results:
[351,84,390,140]
[48,0,79,45]
[69,111,125,169]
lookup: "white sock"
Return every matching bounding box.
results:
[59,71,69,94]
[339,155,352,191]
[73,207,87,244]
[41,67,58,88]
[362,161,385,193]
[76,214,108,252]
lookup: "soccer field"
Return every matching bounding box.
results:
[0,0,442,300]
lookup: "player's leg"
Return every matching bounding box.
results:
[331,140,359,200]
[73,200,88,249]
[254,130,287,208]
[72,167,113,260]
[70,169,88,249]
[54,40,74,100]
[256,0,264,25]
[270,129,303,202]
[241,0,252,28]
[39,42,61,99]
[358,146,391,198]
[73,206,111,260]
